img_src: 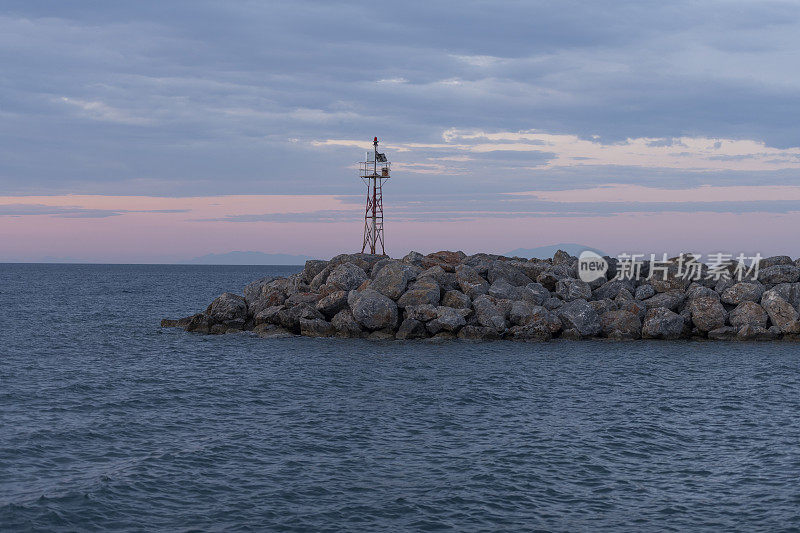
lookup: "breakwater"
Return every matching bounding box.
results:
[163,250,800,341]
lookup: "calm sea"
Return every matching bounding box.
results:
[2,264,800,531]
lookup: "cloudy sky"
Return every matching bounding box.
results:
[2,0,800,262]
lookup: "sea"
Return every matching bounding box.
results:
[2,264,800,531]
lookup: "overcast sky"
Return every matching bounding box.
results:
[2,1,800,261]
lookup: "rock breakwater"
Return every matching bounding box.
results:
[162,250,800,341]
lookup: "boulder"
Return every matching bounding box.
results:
[285,291,322,307]
[248,287,287,317]
[252,324,293,338]
[369,261,410,300]
[759,264,800,285]
[761,290,800,333]
[278,303,324,332]
[618,299,647,321]
[243,276,279,305]
[254,305,283,326]
[543,297,563,310]
[300,318,336,337]
[556,299,602,337]
[736,324,778,341]
[488,260,533,286]
[707,326,737,340]
[600,310,642,339]
[301,260,328,283]
[525,283,550,305]
[426,307,467,334]
[643,290,686,311]
[315,290,348,318]
[208,293,248,324]
[641,308,685,339]
[635,284,656,300]
[685,284,718,301]
[536,266,571,291]
[688,296,727,333]
[472,295,507,332]
[331,309,364,337]
[593,279,634,300]
[729,301,768,330]
[402,251,424,267]
[552,249,574,266]
[457,325,502,340]
[456,265,489,299]
[421,250,466,272]
[404,304,439,322]
[185,312,212,334]
[324,262,368,292]
[396,318,429,340]
[507,323,552,341]
[442,290,471,309]
[555,278,592,301]
[720,282,764,305]
[760,255,794,270]
[397,280,441,308]
[351,289,399,331]
[589,298,618,317]
[768,283,800,310]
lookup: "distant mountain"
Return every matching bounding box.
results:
[506,243,606,260]
[180,251,316,265]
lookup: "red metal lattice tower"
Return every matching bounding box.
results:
[359,137,390,255]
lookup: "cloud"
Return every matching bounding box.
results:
[0,203,188,218]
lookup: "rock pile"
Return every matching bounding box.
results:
[162,250,800,341]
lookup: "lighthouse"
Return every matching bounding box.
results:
[359,137,390,255]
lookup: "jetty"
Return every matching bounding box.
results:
[163,250,800,341]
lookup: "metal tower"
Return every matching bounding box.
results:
[359,137,391,255]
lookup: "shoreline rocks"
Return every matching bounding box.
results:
[164,250,800,342]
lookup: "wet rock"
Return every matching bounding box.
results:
[252,323,293,338]
[331,309,364,337]
[708,326,737,340]
[352,289,399,330]
[729,301,768,330]
[555,278,592,301]
[254,305,283,326]
[761,290,800,333]
[507,323,552,341]
[736,324,777,341]
[442,290,471,309]
[457,325,502,340]
[315,290,348,318]
[396,318,428,339]
[185,313,213,334]
[759,264,800,285]
[641,308,685,339]
[368,330,395,340]
[161,319,178,327]
[208,293,248,323]
[688,296,727,333]
[556,299,601,337]
[600,310,642,339]
[300,318,335,337]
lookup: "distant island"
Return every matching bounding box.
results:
[163,249,800,342]
[180,251,316,265]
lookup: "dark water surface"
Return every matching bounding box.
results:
[2,264,800,531]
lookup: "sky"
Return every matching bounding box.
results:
[1,0,800,262]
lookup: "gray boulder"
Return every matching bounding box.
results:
[759,264,800,285]
[556,299,602,337]
[729,301,768,330]
[761,290,800,333]
[589,298,618,317]
[325,262,368,292]
[737,324,780,340]
[315,290,348,318]
[352,289,399,331]
[760,255,794,269]
[331,309,364,337]
[208,293,248,324]
[507,323,552,341]
[720,282,764,305]
[456,265,489,299]
[397,279,441,308]
[472,295,507,332]
[635,284,656,300]
[427,307,467,334]
[618,299,647,321]
[404,304,438,322]
[600,310,642,339]
[643,290,686,311]
[708,326,737,340]
[299,318,335,337]
[641,308,685,339]
[688,296,727,333]
[457,325,502,340]
[593,279,634,300]
[396,318,428,340]
[442,290,471,309]
[302,260,328,283]
[555,278,592,301]
[369,261,410,300]
[488,260,532,286]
